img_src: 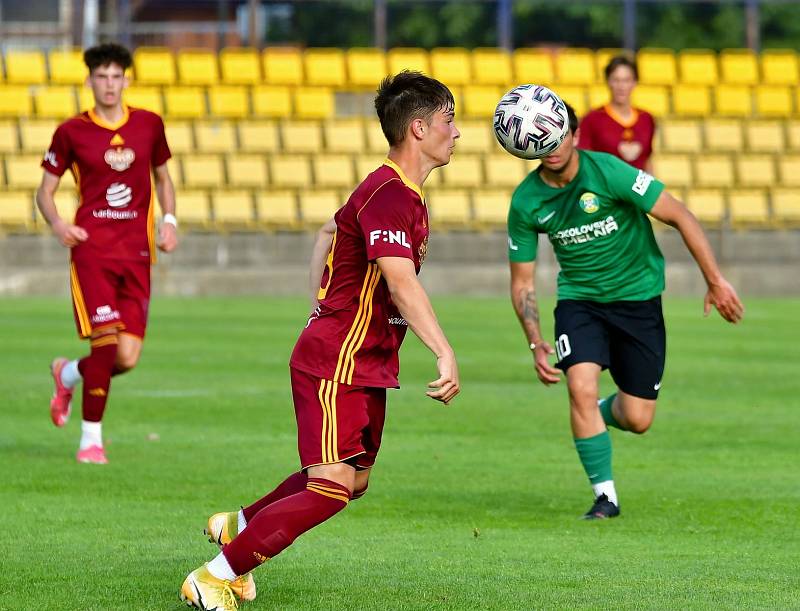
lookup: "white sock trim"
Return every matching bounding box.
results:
[79,420,103,450]
[237,509,247,533]
[592,480,618,506]
[207,553,238,581]
[61,359,82,388]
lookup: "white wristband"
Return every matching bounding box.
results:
[163,213,177,228]
[529,342,537,351]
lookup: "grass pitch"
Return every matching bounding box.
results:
[1,296,798,610]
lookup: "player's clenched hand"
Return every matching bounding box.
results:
[533,342,561,385]
[426,352,460,405]
[704,278,744,324]
[52,219,88,248]
[157,222,178,253]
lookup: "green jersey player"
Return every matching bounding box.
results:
[507,103,744,519]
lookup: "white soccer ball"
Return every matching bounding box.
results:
[493,84,570,160]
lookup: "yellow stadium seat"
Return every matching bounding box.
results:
[299,189,340,226]
[263,48,304,86]
[472,48,512,86]
[777,155,800,187]
[761,50,799,86]
[714,84,752,117]
[770,188,800,224]
[34,86,77,119]
[755,85,793,117]
[441,155,483,188]
[744,120,785,153]
[208,85,249,118]
[472,188,512,226]
[182,154,225,188]
[78,87,94,111]
[219,48,261,85]
[365,120,388,154]
[430,48,472,86]
[34,188,77,224]
[428,189,472,227]
[0,121,18,153]
[305,48,346,87]
[346,48,387,88]
[19,120,56,154]
[238,120,280,153]
[312,154,355,188]
[252,85,292,118]
[454,121,494,154]
[672,84,712,117]
[703,118,743,152]
[554,85,587,117]
[729,189,769,225]
[555,49,596,85]
[387,48,430,75]
[787,120,800,151]
[0,191,35,230]
[632,85,670,117]
[269,155,311,189]
[652,154,693,189]
[678,50,718,85]
[166,157,182,187]
[735,155,776,187]
[719,49,759,85]
[281,121,323,154]
[164,87,206,119]
[133,47,175,85]
[195,120,236,153]
[463,85,501,118]
[694,155,734,188]
[49,49,86,85]
[685,188,726,224]
[595,48,626,80]
[660,119,703,153]
[124,87,163,114]
[213,190,255,226]
[322,119,365,153]
[5,51,47,85]
[588,84,609,110]
[354,155,386,182]
[175,190,211,227]
[512,49,554,86]
[164,121,194,154]
[176,49,218,86]
[637,49,677,86]
[256,190,299,228]
[484,154,528,188]
[6,154,45,188]
[294,87,335,119]
[226,154,268,188]
[0,86,33,117]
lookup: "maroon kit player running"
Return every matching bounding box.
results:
[180,71,461,610]
[36,43,177,464]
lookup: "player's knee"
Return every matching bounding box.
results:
[352,484,368,500]
[626,413,653,434]
[114,351,139,372]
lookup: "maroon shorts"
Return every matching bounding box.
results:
[70,258,151,339]
[291,367,386,471]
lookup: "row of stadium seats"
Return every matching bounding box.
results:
[3,47,800,88]
[4,82,800,119]
[5,117,800,156]
[1,187,798,233]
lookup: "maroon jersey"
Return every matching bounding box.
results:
[42,105,171,263]
[290,160,430,388]
[578,105,655,170]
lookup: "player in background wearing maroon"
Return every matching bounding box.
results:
[36,43,177,465]
[578,55,655,172]
[180,71,461,610]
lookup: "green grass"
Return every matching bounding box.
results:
[1,296,799,610]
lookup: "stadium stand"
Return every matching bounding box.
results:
[512,49,554,85]
[4,50,47,85]
[213,190,255,226]
[219,48,261,85]
[430,48,472,86]
[133,47,175,85]
[33,86,77,119]
[252,85,292,118]
[555,48,596,85]
[48,49,86,85]
[428,189,472,227]
[0,121,18,153]
[0,191,35,230]
[177,49,219,86]
[638,49,678,86]
[472,48,513,86]
[305,48,347,88]
[263,48,304,86]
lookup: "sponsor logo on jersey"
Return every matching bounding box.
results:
[632,170,654,196]
[418,234,428,264]
[43,150,58,168]
[109,133,125,146]
[579,192,600,214]
[369,229,410,248]
[91,304,120,324]
[104,147,135,171]
[93,209,138,220]
[551,215,619,246]
[105,182,132,208]
[538,210,557,224]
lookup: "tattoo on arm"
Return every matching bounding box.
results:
[518,288,539,328]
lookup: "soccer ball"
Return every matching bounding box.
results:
[493,84,569,160]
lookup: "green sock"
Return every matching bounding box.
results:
[574,431,613,485]
[599,393,623,430]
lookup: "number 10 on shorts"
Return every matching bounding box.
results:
[556,334,572,361]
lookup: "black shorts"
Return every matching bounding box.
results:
[554,297,666,400]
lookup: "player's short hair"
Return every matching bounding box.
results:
[563,102,579,135]
[375,70,455,146]
[84,43,132,73]
[604,54,639,81]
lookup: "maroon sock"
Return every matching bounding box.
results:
[77,339,117,422]
[242,471,308,522]
[223,478,350,575]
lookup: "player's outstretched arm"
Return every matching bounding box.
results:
[376,256,460,404]
[35,170,87,248]
[649,190,744,323]
[509,261,561,385]
[308,217,337,310]
[153,163,178,253]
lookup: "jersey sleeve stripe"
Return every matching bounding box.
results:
[343,267,382,385]
[147,178,156,263]
[69,263,91,337]
[333,263,379,383]
[355,177,401,219]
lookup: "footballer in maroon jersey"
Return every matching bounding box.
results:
[180,72,460,609]
[36,43,177,465]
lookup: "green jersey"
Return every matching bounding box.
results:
[507,150,666,302]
